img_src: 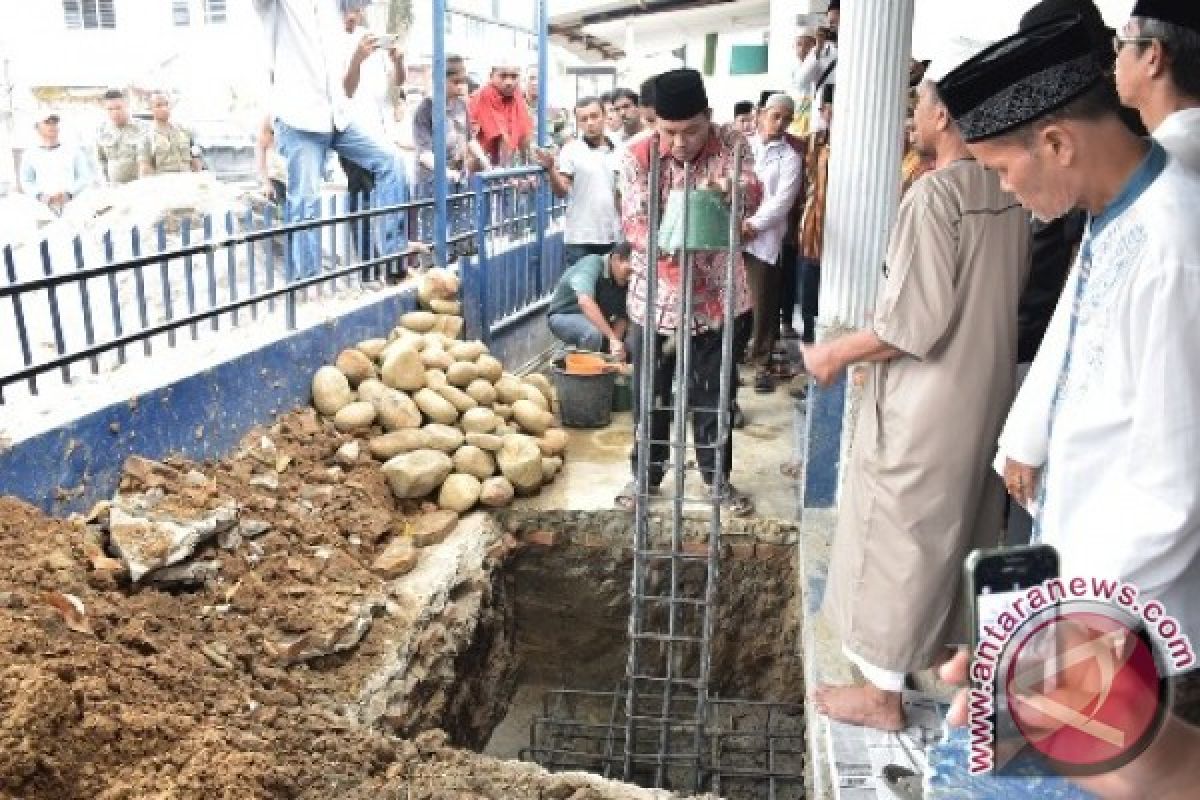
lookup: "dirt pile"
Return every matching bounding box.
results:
[0,409,691,799]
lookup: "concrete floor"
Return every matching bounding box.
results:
[520,365,806,523]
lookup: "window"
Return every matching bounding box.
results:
[203,0,226,24]
[172,0,190,26]
[63,0,117,30]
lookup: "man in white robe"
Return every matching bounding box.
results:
[1114,0,1200,171]
[942,15,1200,722]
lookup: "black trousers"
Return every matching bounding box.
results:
[340,155,376,260]
[799,258,821,344]
[629,323,736,488]
[779,242,798,330]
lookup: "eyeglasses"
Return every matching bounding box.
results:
[614,102,635,111]
[1112,35,1155,53]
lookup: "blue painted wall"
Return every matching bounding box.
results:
[0,290,424,515]
[1,280,558,517]
[802,375,846,509]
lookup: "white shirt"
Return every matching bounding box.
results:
[743,134,804,264]
[1154,107,1200,174]
[254,0,352,133]
[343,30,395,139]
[994,150,1200,671]
[557,136,621,245]
[19,143,92,199]
[791,42,837,132]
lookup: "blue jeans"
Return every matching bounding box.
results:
[273,119,409,281]
[548,311,607,351]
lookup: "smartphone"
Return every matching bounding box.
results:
[966,544,1059,648]
[374,33,399,49]
[965,544,1059,770]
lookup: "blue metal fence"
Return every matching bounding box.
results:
[460,167,567,350]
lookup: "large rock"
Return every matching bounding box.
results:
[479,476,515,508]
[465,432,504,452]
[413,388,458,425]
[497,434,544,491]
[369,429,431,460]
[417,268,460,308]
[475,354,504,384]
[446,361,479,388]
[461,407,499,434]
[333,401,377,433]
[382,450,454,499]
[371,387,423,431]
[108,501,239,583]
[449,340,486,362]
[434,384,478,413]
[312,366,354,415]
[372,537,418,579]
[421,347,454,370]
[335,440,361,466]
[524,373,555,406]
[518,383,550,411]
[356,378,390,405]
[356,338,389,361]
[512,399,554,436]
[494,375,524,405]
[382,329,425,358]
[381,347,425,392]
[335,349,377,387]
[408,509,459,547]
[465,379,498,406]
[541,456,564,482]
[537,428,569,457]
[453,445,496,479]
[400,310,438,332]
[429,297,461,316]
[433,314,464,339]
[438,473,482,513]
[422,424,465,453]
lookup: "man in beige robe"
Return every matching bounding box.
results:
[800,77,1031,730]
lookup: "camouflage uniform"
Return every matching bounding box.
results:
[141,123,199,174]
[96,119,145,184]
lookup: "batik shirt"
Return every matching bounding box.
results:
[619,124,761,334]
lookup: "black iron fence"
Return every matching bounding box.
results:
[1,170,568,405]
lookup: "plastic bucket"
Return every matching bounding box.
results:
[550,359,615,428]
[612,375,633,412]
[657,188,731,252]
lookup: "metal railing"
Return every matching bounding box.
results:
[1,166,569,406]
[0,193,435,404]
[462,166,567,349]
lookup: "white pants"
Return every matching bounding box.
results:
[843,645,905,692]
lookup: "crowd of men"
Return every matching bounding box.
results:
[17,88,202,217]
[544,0,1200,789]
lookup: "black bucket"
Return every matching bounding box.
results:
[550,358,615,428]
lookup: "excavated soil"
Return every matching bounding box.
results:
[0,408,708,800]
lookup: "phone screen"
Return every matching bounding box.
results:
[968,545,1060,771]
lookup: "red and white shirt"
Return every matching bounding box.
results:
[619,124,763,334]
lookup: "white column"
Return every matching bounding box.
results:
[767,0,796,83]
[818,0,914,332]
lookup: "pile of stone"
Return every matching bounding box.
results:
[310,268,568,513]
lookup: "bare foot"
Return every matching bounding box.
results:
[813,683,906,731]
